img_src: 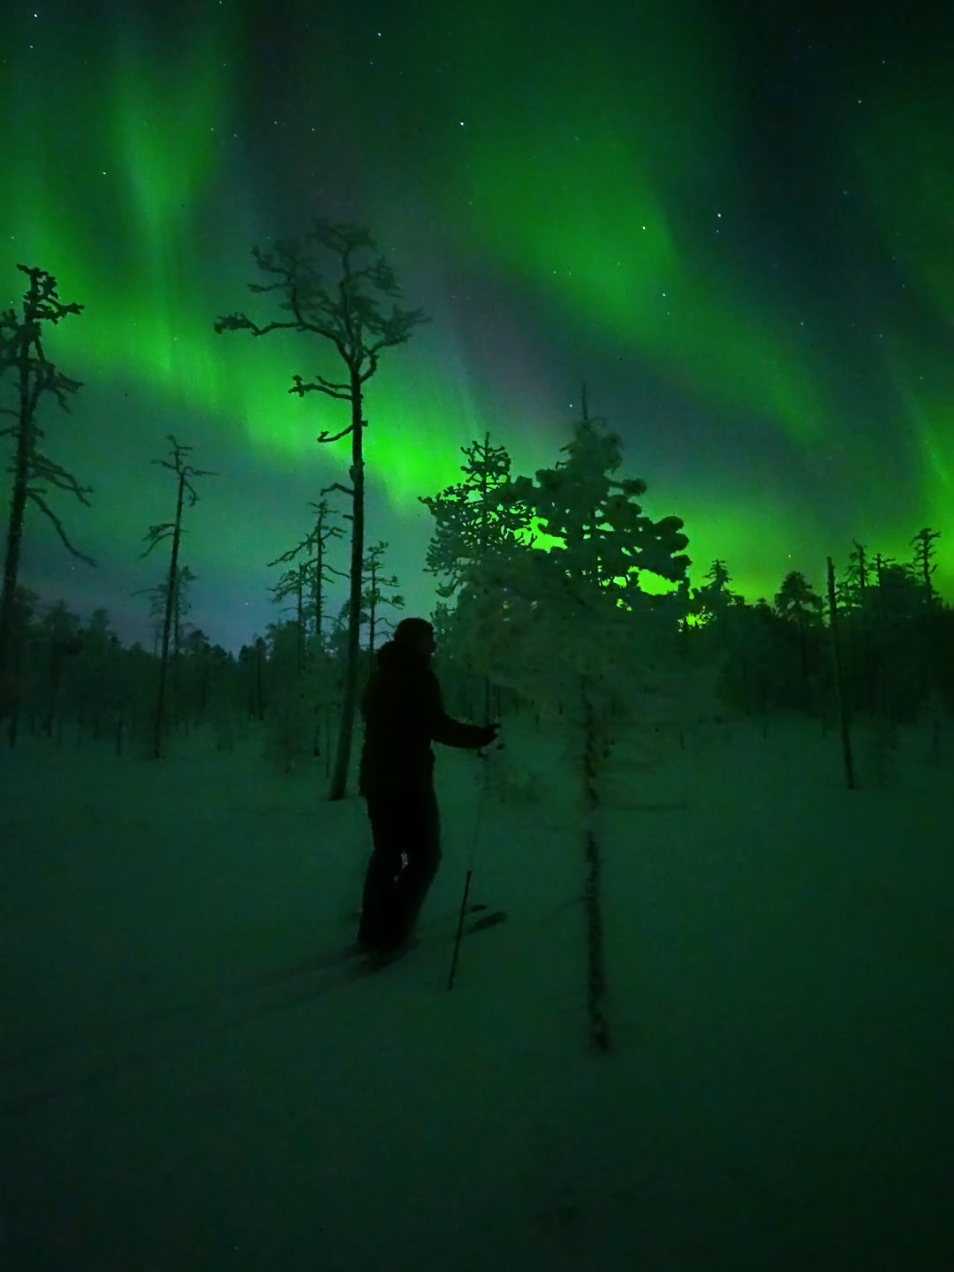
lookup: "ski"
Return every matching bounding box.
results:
[321,909,508,989]
[207,903,493,999]
[262,902,494,984]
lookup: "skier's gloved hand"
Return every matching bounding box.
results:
[476,722,501,748]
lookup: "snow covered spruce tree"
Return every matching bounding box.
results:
[418,430,537,716]
[419,431,532,600]
[216,220,428,801]
[138,435,217,759]
[0,265,95,722]
[456,390,699,1052]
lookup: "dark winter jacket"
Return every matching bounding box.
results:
[358,640,489,798]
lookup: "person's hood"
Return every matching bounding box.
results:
[374,639,431,672]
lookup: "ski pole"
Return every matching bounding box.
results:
[447,741,500,990]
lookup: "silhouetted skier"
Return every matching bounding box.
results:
[357,617,499,960]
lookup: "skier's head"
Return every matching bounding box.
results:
[393,617,437,660]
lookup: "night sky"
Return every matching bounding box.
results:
[2,0,952,653]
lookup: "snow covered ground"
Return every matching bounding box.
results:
[2,709,952,1271]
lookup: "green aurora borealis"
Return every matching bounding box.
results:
[2,0,952,649]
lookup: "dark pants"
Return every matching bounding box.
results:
[358,790,442,953]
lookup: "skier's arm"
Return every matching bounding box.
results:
[425,673,493,748]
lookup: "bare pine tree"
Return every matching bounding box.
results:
[0,265,94,719]
[911,527,941,606]
[267,498,347,663]
[139,436,218,758]
[362,540,404,654]
[268,561,310,672]
[216,219,428,800]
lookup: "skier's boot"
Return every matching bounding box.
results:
[358,933,419,972]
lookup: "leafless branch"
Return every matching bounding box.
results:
[290,374,352,401]
[316,426,355,444]
[214,313,301,338]
[29,450,94,503]
[321,481,354,499]
[26,489,96,565]
[139,523,177,558]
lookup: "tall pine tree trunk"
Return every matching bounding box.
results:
[581,673,610,1052]
[296,566,305,672]
[0,418,32,720]
[152,477,185,759]
[827,557,855,790]
[328,380,366,801]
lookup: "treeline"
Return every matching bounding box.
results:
[682,532,952,729]
[1,427,948,768]
[0,584,398,764]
